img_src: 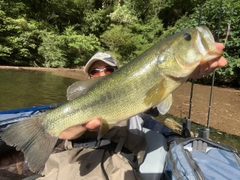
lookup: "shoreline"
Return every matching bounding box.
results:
[0,66,87,80]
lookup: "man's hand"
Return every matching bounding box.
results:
[59,118,101,140]
[190,43,227,79]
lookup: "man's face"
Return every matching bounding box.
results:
[88,61,116,78]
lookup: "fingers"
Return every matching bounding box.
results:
[84,118,101,132]
[190,43,227,79]
[209,42,227,69]
[216,56,227,67]
[197,56,227,78]
[190,57,227,79]
[215,42,225,50]
[59,125,87,140]
[199,62,210,76]
[58,118,101,140]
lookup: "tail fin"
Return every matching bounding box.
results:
[1,114,58,173]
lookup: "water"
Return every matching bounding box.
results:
[0,69,77,111]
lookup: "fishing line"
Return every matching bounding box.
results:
[224,23,231,45]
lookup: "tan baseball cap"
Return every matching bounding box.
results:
[84,52,118,73]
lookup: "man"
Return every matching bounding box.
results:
[37,43,227,180]
[38,52,154,180]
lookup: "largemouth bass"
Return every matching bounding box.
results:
[2,26,222,173]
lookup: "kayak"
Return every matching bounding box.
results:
[1,105,239,180]
[0,104,62,180]
[1,104,65,149]
[0,104,61,129]
[0,104,176,180]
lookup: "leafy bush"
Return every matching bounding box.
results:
[38,27,101,67]
[0,0,239,86]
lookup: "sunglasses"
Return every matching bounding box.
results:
[89,66,116,77]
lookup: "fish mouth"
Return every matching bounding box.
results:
[197,26,223,64]
[199,51,222,65]
[196,26,215,42]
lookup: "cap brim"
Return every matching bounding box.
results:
[84,58,117,73]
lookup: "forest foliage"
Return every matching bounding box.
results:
[0,0,239,86]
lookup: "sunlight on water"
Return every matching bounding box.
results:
[0,69,77,111]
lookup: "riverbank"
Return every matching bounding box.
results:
[1,66,240,137]
[0,66,86,80]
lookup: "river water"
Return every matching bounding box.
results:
[0,69,77,111]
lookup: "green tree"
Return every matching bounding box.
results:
[37,26,102,67]
[59,26,102,67]
[192,0,240,86]
[101,3,164,64]
[37,31,67,67]
[0,15,39,65]
[0,0,239,86]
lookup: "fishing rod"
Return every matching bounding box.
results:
[206,0,223,129]
[184,0,229,139]
[188,0,203,120]
[207,10,230,128]
[197,0,223,139]
[181,0,203,138]
[199,0,230,139]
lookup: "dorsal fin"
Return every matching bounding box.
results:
[66,77,105,101]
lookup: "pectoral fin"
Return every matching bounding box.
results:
[156,94,172,115]
[97,119,110,140]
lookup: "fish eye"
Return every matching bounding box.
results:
[183,33,191,41]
